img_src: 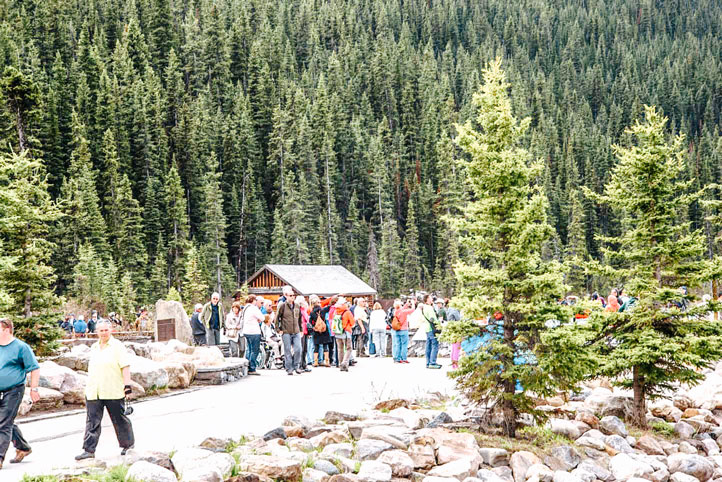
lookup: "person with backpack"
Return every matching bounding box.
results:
[391,299,414,364]
[331,297,356,372]
[276,286,304,375]
[310,295,334,367]
[419,294,441,369]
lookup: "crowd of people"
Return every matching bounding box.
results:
[58,309,150,337]
[189,287,459,374]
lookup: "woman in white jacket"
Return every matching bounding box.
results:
[369,302,388,357]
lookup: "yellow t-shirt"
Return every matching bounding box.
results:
[85,336,130,400]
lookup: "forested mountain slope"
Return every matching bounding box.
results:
[1,0,720,309]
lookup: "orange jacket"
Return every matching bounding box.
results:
[334,305,356,332]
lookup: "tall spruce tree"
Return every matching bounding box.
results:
[584,106,722,427]
[444,60,588,437]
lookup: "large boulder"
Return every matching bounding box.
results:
[129,355,170,390]
[59,370,88,404]
[550,446,582,471]
[171,448,235,480]
[190,346,226,369]
[31,386,64,411]
[355,439,394,460]
[357,460,392,481]
[160,362,191,389]
[125,460,178,482]
[609,454,654,481]
[585,388,633,418]
[550,419,582,440]
[599,416,628,437]
[419,428,481,470]
[480,448,510,468]
[38,360,70,390]
[38,360,88,404]
[409,436,437,469]
[377,450,414,477]
[155,299,193,346]
[667,453,715,482]
[637,435,666,456]
[510,452,542,482]
[55,345,91,371]
[240,455,302,482]
[427,458,476,480]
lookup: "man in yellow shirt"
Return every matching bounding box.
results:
[75,321,134,460]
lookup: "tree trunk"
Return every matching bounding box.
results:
[16,107,28,153]
[502,311,517,437]
[632,365,648,428]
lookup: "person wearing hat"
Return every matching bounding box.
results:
[0,318,40,469]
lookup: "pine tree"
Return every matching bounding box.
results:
[182,244,209,309]
[148,234,169,303]
[199,152,234,297]
[365,229,381,292]
[402,196,422,290]
[54,114,111,289]
[444,60,589,437]
[564,190,591,293]
[164,164,190,289]
[584,106,722,427]
[0,151,63,354]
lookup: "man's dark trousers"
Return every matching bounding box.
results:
[0,384,31,461]
[83,399,134,453]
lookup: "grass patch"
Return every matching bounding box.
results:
[354,461,361,473]
[145,385,169,397]
[303,456,315,469]
[650,422,675,438]
[225,435,248,453]
[466,426,573,458]
[379,407,390,413]
[83,465,132,481]
[21,477,60,482]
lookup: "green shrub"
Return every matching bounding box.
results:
[651,421,675,437]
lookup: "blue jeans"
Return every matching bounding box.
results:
[306,336,314,364]
[425,330,439,366]
[282,333,302,372]
[392,330,409,361]
[245,334,261,372]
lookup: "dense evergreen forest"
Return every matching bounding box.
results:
[1,0,721,317]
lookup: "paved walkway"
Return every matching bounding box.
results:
[4,357,456,480]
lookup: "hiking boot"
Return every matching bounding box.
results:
[295,369,304,375]
[313,354,319,367]
[428,364,442,369]
[10,449,31,463]
[287,371,294,376]
[121,445,134,456]
[75,452,95,461]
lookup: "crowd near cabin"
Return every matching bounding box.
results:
[236,264,378,305]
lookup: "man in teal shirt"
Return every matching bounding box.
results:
[0,318,40,469]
